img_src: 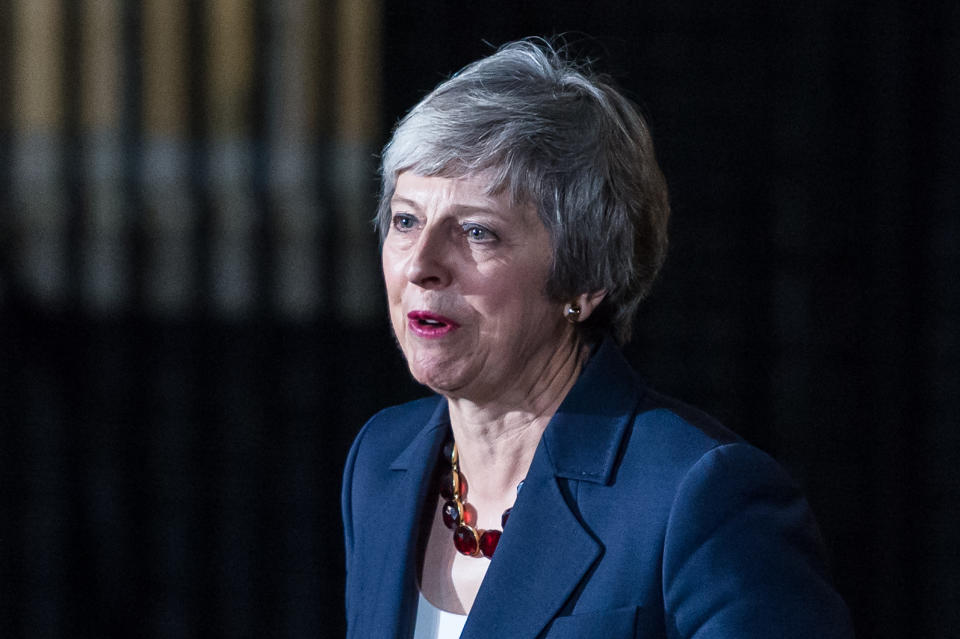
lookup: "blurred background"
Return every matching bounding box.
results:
[1,1,957,637]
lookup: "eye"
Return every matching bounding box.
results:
[463,223,498,242]
[392,213,417,232]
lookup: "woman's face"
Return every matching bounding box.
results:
[382,171,571,404]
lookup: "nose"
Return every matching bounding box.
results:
[405,223,452,289]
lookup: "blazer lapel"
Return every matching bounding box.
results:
[460,446,601,639]
[357,400,449,639]
[461,340,643,639]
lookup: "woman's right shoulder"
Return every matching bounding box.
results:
[347,395,445,466]
[342,396,445,542]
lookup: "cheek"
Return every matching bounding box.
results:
[472,280,557,339]
[488,263,553,312]
[381,250,404,301]
[381,262,402,329]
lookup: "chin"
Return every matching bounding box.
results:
[406,359,465,396]
[409,366,454,393]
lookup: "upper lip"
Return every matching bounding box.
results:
[407,310,459,327]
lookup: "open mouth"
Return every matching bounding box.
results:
[408,311,459,334]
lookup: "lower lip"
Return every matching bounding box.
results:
[408,318,458,339]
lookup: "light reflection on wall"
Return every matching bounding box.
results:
[5,0,384,325]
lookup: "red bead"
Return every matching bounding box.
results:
[439,471,459,500]
[442,500,460,529]
[479,529,501,557]
[439,439,519,560]
[453,525,479,556]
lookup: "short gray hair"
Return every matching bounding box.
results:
[376,38,670,344]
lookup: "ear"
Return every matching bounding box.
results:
[573,289,607,322]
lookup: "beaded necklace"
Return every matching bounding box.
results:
[438,439,523,558]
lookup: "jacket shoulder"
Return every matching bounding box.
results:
[341,395,443,565]
[355,396,442,453]
[626,387,745,470]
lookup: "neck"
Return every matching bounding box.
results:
[445,338,588,501]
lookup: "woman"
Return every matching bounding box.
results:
[342,39,853,639]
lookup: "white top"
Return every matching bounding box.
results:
[413,592,468,639]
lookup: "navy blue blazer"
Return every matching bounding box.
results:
[341,340,854,638]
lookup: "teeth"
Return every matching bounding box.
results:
[422,318,441,325]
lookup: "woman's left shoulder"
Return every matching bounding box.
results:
[654,437,855,637]
[614,388,751,482]
[617,391,814,529]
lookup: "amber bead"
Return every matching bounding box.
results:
[461,503,477,526]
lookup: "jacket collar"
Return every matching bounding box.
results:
[364,400,448,639]
[390,398,449,471]
[540,338,645,484]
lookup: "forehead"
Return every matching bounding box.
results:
[392,171,498,207]
[392,171,537,224]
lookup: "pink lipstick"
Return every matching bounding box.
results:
[407,311,459,338]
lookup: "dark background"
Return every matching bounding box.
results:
[2,1,958,637]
